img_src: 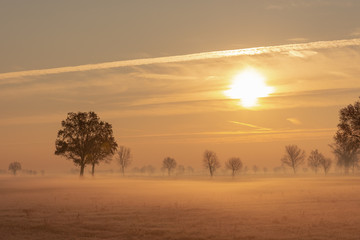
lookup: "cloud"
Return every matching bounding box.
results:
[286,118,302,125]
[287,50,318,58]
[228,121,272,131]
[1,38,360,81]
[262,87,360,110]
[119,127,336,144]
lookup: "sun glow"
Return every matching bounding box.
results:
[225,69,274,108]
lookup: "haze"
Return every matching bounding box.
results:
[2,2,360,239]
[1,1,360,173]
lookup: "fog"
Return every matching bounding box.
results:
[1,175,360,239]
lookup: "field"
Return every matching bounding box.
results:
[1,175,360,240]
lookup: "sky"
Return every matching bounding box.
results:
[1,0,360,173]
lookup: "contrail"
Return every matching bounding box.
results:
[1,38,360,80]
[228,121,272,131]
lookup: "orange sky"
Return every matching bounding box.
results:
[1,1,360,173]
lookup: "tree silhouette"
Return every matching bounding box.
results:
[225,157,242,177]
[117,146,132,176]
[203,150,220,177]
[162,157,177,176]
[88,125,118,176]
[176,164,185,175]
[330,131,358,174]
[320,157,332,175]
[140,165,156,175]
[243,165,249,174]
[8,162,21,175]
[331,99,360,174]
[186,166,194,174]
[281,145,305,174]
[307,149,323,174]
[252,165,259,174]
[55,112,117,176]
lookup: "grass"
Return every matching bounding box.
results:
[1,175,360,239]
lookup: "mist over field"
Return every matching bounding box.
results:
[1,175,360,240]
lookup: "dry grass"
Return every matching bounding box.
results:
[1,175,360,239]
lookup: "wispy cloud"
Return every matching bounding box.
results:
[287,50,318,58]
[228,121,272,131]
[286,118,302,125]
[118,127,336,144]
[1,38,360,81]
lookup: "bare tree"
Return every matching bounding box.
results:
[225,157,243,177]
[307,149,323,174]
[186,166,194,174]
[252,165,259,174]
[176,164,185,175]
[116,146,132,176]
[273,166,281,174]
[162,157,177,176]
[243,165,249,174]
[281,145,306,174]
[263,167,268,174]
[131,167,140,174]
[8,162,21,175]
[22,169,37,175]
[320,157,332,175]
[146,165,156,175]
[140,165,156,175]
[203,150,221,177]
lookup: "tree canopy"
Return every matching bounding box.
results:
[55,112,117,176]
[331,98,360,174]
[162,157,177,176]
[8,162,21,175]
[225,157,242,177]
[307,149,323,174]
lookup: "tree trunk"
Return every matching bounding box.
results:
[80,164,85,177]
[168,168,171,176]
[121,166,125,176]
[91,163,95,176]
[210,168,213,177]
[232,170,235,177]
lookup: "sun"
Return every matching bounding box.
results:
[224,68,274,108]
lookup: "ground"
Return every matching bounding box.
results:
[1,175,360,240]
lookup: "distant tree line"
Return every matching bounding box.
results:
[49,98,360,177]
[6,161,45,176]
[279,97,360,175]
